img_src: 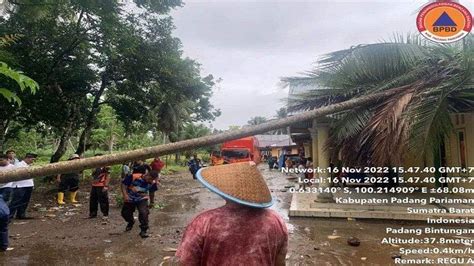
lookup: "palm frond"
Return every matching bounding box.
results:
[284,35,474,166]
[359,89,414,165]
[0,34,23,47]
[406,93,453,158]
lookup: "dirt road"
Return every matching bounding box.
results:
[0,165,467,265]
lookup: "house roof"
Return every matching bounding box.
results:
[255,135,296,148]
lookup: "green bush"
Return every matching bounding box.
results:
[114,193,124,207]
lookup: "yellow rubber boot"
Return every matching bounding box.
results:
[70,191,79,203]
[57,192,65,205]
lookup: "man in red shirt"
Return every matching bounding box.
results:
[176,162,288,266]
[150,156,165,172]
[149,157,165,207]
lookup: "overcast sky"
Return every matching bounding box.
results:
[171,0,472,129]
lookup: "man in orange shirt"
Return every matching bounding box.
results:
[89,154,111,220]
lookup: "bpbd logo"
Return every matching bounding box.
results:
[433,11,458,32]
[417,1,472,43]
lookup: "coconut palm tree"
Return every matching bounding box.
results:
[272,107,288,134]
[282,35,474,166]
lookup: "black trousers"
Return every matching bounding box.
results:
[58,177,79,192]
[89,186,109,217]
[121,200,149,231]
[190,170,197,179]
[10,187,33,219]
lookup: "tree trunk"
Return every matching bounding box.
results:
[0,87,403,182]
[75,75,108,156]
[52,138,59,153]
[50,123,74,163]
[108,133,114,154]
[75,122,93,156]
[0,120,6,153]
[33,137,38,151]
[50,108,77,163]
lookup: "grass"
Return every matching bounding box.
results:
[161,164,187,175]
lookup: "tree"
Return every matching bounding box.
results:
[3,127,43,156]
[0,34,39,151]
[0,88,403,182]
[271,107,288,135]
[1,1,104,161]
[247,116,268,126]
[227,125,241,131]
[170,123,212,160]
[88,105,124,154]
[0,0,219,162]
[109,43,220,146]
[283,35,474,166]
[0,62,38,104]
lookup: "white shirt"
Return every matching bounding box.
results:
[12,161,34,188]
[0,164,16,188]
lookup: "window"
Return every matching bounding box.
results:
[222,149,250,159]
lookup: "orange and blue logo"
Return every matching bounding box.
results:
[417,1,472,43]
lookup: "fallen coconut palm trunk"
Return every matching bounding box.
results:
[0,88,402,182]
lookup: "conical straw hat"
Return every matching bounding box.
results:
[196,162,273,208]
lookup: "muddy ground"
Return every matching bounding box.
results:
[0,165,470,265]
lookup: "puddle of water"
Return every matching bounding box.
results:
[260,165,474,265]
[2,166,472,265]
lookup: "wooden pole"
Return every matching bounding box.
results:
[0,88,402,182]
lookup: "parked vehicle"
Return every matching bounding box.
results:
[210,150,224,166]
[283,154,301,167]
[215,137,261,165]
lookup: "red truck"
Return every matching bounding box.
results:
[211,137,261,165]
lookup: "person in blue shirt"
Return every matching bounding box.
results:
[187,154,202,179]
[0,194,9,251]
[121,170,158,238]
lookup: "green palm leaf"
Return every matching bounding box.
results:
[283,35,474,165]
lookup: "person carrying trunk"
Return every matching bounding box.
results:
[121,170,158,238]
[89,154,111,220]
[0,154,15,205]
[11,153,37,219]
[149,157,165,208]
[57,154,81,205]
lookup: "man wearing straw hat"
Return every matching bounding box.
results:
[176,162,288,266]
